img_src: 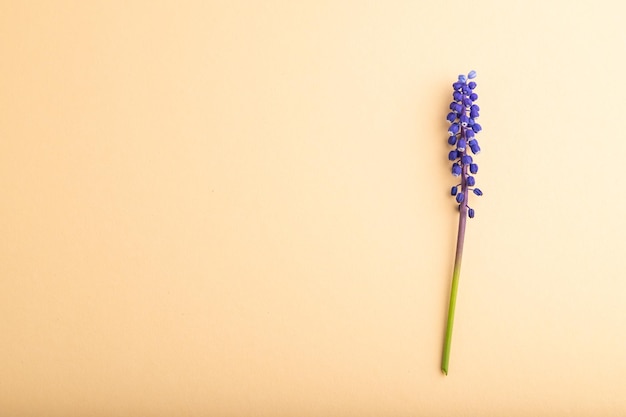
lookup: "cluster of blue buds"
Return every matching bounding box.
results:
[447,70,482,218]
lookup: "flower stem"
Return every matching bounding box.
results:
[442,140,469,376]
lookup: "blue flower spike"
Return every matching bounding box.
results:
[441,70,484,376]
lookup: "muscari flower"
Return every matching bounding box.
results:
[441,70,483,376]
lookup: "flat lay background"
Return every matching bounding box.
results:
[2,1,625,415]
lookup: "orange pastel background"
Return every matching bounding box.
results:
[1,1,625,415]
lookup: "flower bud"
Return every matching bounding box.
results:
[448,123,460,135]
[452,164,462,176]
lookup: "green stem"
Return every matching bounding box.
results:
[441,251,463,375]
[442,146,469,376]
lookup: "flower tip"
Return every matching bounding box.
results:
[468,70,477,79]
[458,74,467,82]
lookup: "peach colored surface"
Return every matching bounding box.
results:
[1,1,625,415]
